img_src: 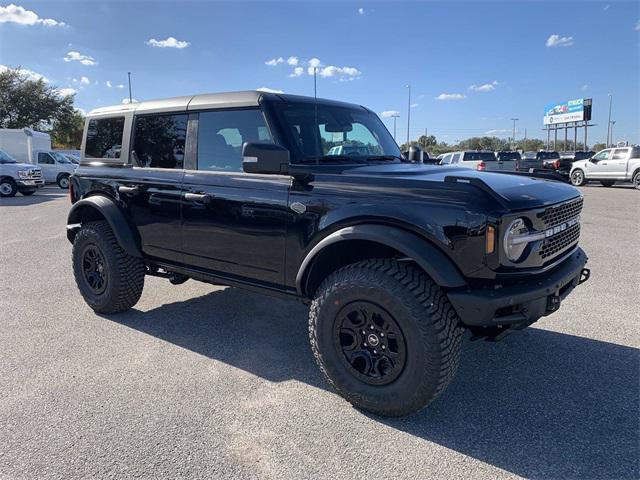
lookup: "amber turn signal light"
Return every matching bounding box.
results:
[486,226,496,254]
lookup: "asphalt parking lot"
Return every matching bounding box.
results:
[1,184,638,479]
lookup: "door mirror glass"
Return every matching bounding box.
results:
[242,143,289,174]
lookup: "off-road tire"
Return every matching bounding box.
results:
[571,169,586,186]
[0,178,17,197]
[57,174,70,189]
[20,189,36,196]
[309,259,464,417]
[72,221,145,313]
[600,180,615,187]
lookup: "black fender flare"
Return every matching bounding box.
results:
[67,196,142,258]
[296,224,467,295]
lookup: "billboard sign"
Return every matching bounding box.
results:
[544,98,585,125]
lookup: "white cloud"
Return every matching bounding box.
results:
[358,7,364,15]
[106,80,112,88]
[581,84,589,91]
[289,67,304,77]
[265,57,284,66]
[116,84,125,89]
[485,129,511,135]
[146,36,190,49]
[79,76,90,85]
[546,34,573,48]
[410,103,419,108]
[287,56,298,66]
[317,65,361,80]
[0,64,49,82]
[56,87,77,97]
[64,51,97,66]
[603,4,610,10]
[256,87,284,94]
[381,110,400,118]
[0,4,65,27]
[435,93,465,101]
[308,57,322,68]
[635,20,640,31]
[469,80,498,92]
[122,98,139,104]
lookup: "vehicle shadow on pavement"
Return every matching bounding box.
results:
[0,188,67,206]
[107,287,639,479]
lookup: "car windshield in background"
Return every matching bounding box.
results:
[273,102,401,163]
[539,152,560,160]
[49,152,73,163]
[0,150,17,163]
[497,152,520,161]
[464,152,496,162]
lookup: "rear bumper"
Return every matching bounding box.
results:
[448,247,589,327]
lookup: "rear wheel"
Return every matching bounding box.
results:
[600,180,615,187]
[72,221,145,313]
[0,178,17,197]
[633,171,640,190]
[309,259,464,417]
[57,174,70,189]
[571,169,586,186]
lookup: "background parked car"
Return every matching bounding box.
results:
[440,150,517,172]
[35,151,77,188]
[519,151,560,172]
[570,146,640,189]
[0,148,44,197]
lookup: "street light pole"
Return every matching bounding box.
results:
[510,118,519,150]
[391,112,400,141]
[606,93,612,147]
[406,85,411,148]
[610,120,616,146]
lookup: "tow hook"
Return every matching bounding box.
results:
[546,295,561,313]
[579,268,591,285]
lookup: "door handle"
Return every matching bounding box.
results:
[118,185,139,196]
[184,192,212,204]
[601,162,607,165]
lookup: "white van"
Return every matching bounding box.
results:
[0,129,77,188]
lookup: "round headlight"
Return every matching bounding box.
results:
[504,218,529,262]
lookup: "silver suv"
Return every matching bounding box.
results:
[0,149,44,197]
[570,146,640,189]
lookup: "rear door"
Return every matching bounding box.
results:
[180,108,289,288]
[609,148,630,179]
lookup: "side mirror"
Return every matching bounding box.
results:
[407,145,423,163]
[242,142,289,174]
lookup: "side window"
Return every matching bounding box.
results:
[612,148,629,160]
[451,153,461,163]
[85,116,125,159]
[38,153,54,164]
[593,150,611,161]
[441,154,452,164]
[132,114,187,169]
[197,109,272,172]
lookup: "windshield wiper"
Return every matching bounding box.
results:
[366,155,404,162]
[308,155,368,164]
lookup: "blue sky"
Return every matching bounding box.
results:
[1,0,638,145]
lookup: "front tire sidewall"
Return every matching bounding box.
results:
[571,170,586,186]
[0,179,17,197]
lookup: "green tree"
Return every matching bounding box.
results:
[517,138,545,152]
[591,142,606,152]
[0,66,74,130]
[51,110,85,149]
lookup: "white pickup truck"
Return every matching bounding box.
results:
[570,146,640,189]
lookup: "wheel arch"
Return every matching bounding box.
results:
[67,195,142,258]
[296,224,466,298]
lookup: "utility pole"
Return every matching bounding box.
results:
[390,112,400,141]
[606,93,613,147]
[127,72,133,104]
[510,118,519,150]
[406,84,411,149]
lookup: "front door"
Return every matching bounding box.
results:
[585,149,612,178]
[181,109,289,289]
[36,152,56,182]
[119,112,188,264]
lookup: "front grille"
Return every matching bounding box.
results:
[539,196,583,228]
[539,223,581,259]
[537,197,583,261]
[28,170,42,179]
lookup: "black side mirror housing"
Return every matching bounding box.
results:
[407,146,423,163]
[242,142,289,174]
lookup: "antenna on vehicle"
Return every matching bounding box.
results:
[314,67,319,165]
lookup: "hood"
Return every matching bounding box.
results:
[346,163,581,211]
[1,162,41,170]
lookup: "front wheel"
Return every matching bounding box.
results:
[309,259,464,417]
[57,174,70,189]
[0,179,17,197]
[72,221,145,313]
[571,169,586,186]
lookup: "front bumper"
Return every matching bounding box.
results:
[17,179,45,188]
[448,247,589,327]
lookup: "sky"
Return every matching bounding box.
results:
[1,0,639,145]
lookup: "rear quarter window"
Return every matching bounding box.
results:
[85,117,125,159]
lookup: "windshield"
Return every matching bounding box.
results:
[0,149,17,163]
[538,151,560,160]
[49,151,73,163]
[272,102,401,163]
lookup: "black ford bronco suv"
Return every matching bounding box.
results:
[67,91,590,416]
